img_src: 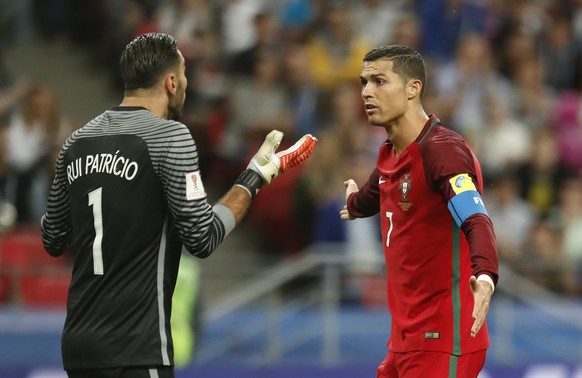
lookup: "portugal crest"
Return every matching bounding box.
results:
[398,174,413,211]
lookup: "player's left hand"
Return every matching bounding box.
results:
[340,179,359,221]
[248,130,317,185]
[470,275,493,337]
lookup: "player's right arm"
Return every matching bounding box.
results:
[159,127,316,258]
[41,146,73,256]
[341,168,381,220]
[218,130,317,223]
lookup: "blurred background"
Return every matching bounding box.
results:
[1,0,582,377]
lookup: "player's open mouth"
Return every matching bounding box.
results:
[365,104,378,114]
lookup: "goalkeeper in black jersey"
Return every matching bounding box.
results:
[41,32,316,378]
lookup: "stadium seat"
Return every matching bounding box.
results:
[19,273,69,308]
[0,227,67,270]
[0,275,11,303]
[0,227,70,307]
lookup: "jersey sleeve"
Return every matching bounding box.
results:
[421,131,499,285]
[346,167,381,218]
[156,124,228,258]
[461,213,499,285]
[41,142,73,256]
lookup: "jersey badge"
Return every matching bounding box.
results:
[424,332,440,339]
[449,173,477,195]
[186,171,206,200]
[398,174,413,211]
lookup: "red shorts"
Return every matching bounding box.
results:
[377,349,487,378]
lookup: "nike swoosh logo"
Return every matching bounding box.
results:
[379,177,387,184]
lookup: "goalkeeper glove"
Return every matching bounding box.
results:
[248,130,317,184]
[235,130,318,197]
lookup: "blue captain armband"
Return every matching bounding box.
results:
[447,191,488,227]
[446,173,488,227]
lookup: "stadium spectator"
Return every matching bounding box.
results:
[221,0,265,57]
[486,172,535,265]
[507,55,556,132]
[218,51,292,164]
[388,12,422,49]
[0,118,16,231]
[102,0,159,90]
[546,173,582,294]
[474,93,532,180]
[228,10,281,78]
[551,55,582,173]
[182,27,230,181]
[521,218,566,293]
[5,83,66,224]
[306,1,371,91]
[351,0,408,48]
[0,63,31,119]
[156,0,219,63]
[418,0,490,63]
[515,128,569,217]
[552,174,582,263]
[278,0,314,42]
[281,41,325,138]
[540,13,582,92]
[431,33,512,137]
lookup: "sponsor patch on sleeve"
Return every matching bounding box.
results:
[449,173,477,195]
[185,171,206,200]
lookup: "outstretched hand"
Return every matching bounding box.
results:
[248,130,317,185]
[277,133,318,173]
[340,179,359,221]
[470,275,493,337]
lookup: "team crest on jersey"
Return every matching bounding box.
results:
[398,174,413,211]
[185,171,206,200]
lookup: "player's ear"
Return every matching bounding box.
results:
[164,73,177,96]
[407,79,422,100]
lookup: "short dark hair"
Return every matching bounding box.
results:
[120,32,181,91]
[363,45,426,97]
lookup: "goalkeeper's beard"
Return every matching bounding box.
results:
[167,82,186,121]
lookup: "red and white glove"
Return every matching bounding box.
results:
[248,130,318,185]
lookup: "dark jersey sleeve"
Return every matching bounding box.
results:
[421,127,499,285]
[41,141,74,256]
[346,167,381,218]
[154,126,227,258]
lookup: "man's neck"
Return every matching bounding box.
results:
[120,92,167,119]
[388,110,429,156]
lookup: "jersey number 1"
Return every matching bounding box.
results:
[88,188,104,275]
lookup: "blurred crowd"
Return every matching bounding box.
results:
[1,0,582,298]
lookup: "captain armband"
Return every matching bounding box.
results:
[446,173,488,227]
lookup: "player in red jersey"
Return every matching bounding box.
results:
[340,45,498,377]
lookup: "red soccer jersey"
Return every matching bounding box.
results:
[347,115,498,355]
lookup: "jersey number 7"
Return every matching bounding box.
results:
[385,211,394,248]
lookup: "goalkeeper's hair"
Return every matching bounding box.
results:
[363,45,426,98]
[120,32,181,91]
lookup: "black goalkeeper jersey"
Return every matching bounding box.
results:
[41,106,230,369]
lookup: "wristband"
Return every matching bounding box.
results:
[234,169,263,198]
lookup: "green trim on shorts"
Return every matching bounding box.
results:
[449,354,458,378]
